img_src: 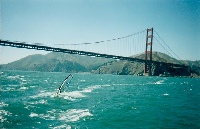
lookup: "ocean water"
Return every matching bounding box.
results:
[0,70,200,129]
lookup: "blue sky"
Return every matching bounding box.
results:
[0,0,199,64]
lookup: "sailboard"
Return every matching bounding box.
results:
[55,74,73,96]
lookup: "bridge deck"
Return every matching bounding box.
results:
[0,40,187,68]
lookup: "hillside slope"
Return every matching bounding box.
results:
[1,54,48,71]
[93,52,199,77]
[1,52,112,72]
[1,52,199,77]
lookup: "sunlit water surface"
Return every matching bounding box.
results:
[0,71,200,129]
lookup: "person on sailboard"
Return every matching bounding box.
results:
[56,74,73,96]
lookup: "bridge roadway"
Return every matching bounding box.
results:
[0,40,187,68]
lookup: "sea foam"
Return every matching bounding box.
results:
[59,109,93,122]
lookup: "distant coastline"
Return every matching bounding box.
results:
[0,52,199,78]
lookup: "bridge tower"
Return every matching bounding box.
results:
[144,28,153,76]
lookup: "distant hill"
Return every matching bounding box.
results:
[92,52,200,77]
[1,52,199,77]
[0,52,112,72]
[180,60,200,77]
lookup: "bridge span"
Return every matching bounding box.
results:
[0,39,188,69]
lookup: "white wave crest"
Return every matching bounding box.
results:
[59,109,93,122]
[27,99,48,105]
[55,85,103,99]
[30,84,103,100]
[19,86,28,90]
[0,102,9,107]
[0,110,12,122]
[62,91,86,98]
[29,112,39,117]
[30,91,55,99]
[7,75,20,79]
[155,80,165,84]
[50,124,71,129]
[163,93,169,96]
[29,109,93,123]
[81,85,102,93]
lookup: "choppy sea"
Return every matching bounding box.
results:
[0,70,200,129]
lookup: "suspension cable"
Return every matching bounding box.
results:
[154,29,181,60]
[55,29,147,46]
[153,36,174,58]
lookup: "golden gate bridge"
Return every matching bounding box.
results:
[0,28,190,76]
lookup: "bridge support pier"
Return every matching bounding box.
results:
[144,28,153,76]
